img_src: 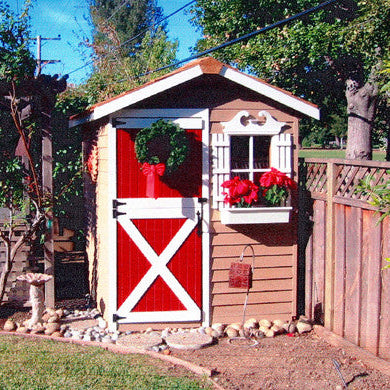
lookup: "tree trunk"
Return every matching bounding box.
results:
[345,79,378,160]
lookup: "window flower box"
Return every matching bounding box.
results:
[220,206,292,225]
[219,168,296,225]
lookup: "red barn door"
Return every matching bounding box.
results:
[113,112,208,324]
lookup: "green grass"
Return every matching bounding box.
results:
[299,148,386,161]
[0,335,211,390]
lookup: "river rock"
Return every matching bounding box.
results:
[47,314,60,323]
[30,324,45,334]
[296,321,313,334]
[45,323,61,335]
[3,319,16,331]
[244,318,258,329]
[211,323,225,333]
[259,319,272,328]
[16,326,29,333]
[41,313,51,323]
[228,323,242,331]
[273,319,284,328]
[271,325,283,334]
[259,325,270,333]
[225,327,239,338]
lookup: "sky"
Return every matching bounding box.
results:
[10,0,202,85]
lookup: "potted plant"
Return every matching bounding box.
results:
[220,168,296,224]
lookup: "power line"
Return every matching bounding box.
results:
[129,0,341,81]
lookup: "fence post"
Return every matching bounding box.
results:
[324,161,336,329]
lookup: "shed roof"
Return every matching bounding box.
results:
[69,57,320,127]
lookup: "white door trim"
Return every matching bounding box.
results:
[110,108,210,326]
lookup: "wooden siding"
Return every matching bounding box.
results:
[85,73,301,326]
[210,212,297,324]
[83,121,111,316]
[208,95,299,324]
[300,158,390,360]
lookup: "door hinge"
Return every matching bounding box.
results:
[112,199,126,219]
[113,313,126,322]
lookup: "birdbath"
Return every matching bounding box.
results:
[16,273,53,327]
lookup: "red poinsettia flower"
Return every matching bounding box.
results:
[259,168,297,206]
[260,168,297,190]
[221,177,259,207]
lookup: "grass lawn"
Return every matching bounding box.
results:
[0,335,211,390]
[299,148,386,161]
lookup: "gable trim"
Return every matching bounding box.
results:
[220,66,320,120]
[69,58,320,128]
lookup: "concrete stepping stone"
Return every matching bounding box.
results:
[165,332,213,350]
[116,333,163,350]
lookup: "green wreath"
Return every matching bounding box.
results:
[135,119,189,175]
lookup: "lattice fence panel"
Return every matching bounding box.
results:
[302,161,328,197]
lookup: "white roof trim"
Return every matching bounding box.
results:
[220,66,320,120]
[69,60,320,128]
[69,65,204,127]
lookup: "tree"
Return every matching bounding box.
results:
[89,0,165,55]
[86,0,177,102]
[0,1,67,304]
[191,0,390,159]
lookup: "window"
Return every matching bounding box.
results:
[231,135,271,183]
[212,111,292,210]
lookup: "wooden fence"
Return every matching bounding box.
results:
[299,158,390,360]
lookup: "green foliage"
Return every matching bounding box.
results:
[0,156,26,209]
[0,0,35,81]
[89,0,165,55]
[85,25,177,103]
[262,184,290,207]
[85,0,177,103]
[191,0,390,149]
[135,119,189,174]
[356,170,390,222]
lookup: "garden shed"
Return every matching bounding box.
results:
[70,57,319,330]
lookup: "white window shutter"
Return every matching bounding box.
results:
[270,133,292,176]
[211,133,230,210]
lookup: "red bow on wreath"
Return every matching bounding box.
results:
[142,162,166,198]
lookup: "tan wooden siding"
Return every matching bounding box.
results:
[83,122,111,315]
[210,213,297,324]
[208,97,299,325]
[85,75,302,326]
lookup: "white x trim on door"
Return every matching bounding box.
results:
[115,198,201,323]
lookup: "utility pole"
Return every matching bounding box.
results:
[35,35,61,76]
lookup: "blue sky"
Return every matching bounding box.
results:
[10,0,202,85]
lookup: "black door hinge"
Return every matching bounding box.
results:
[112,199,126,218]
[113,313,126,322]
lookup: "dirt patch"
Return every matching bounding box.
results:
[2,303,390,389]
[170,333,390,390]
